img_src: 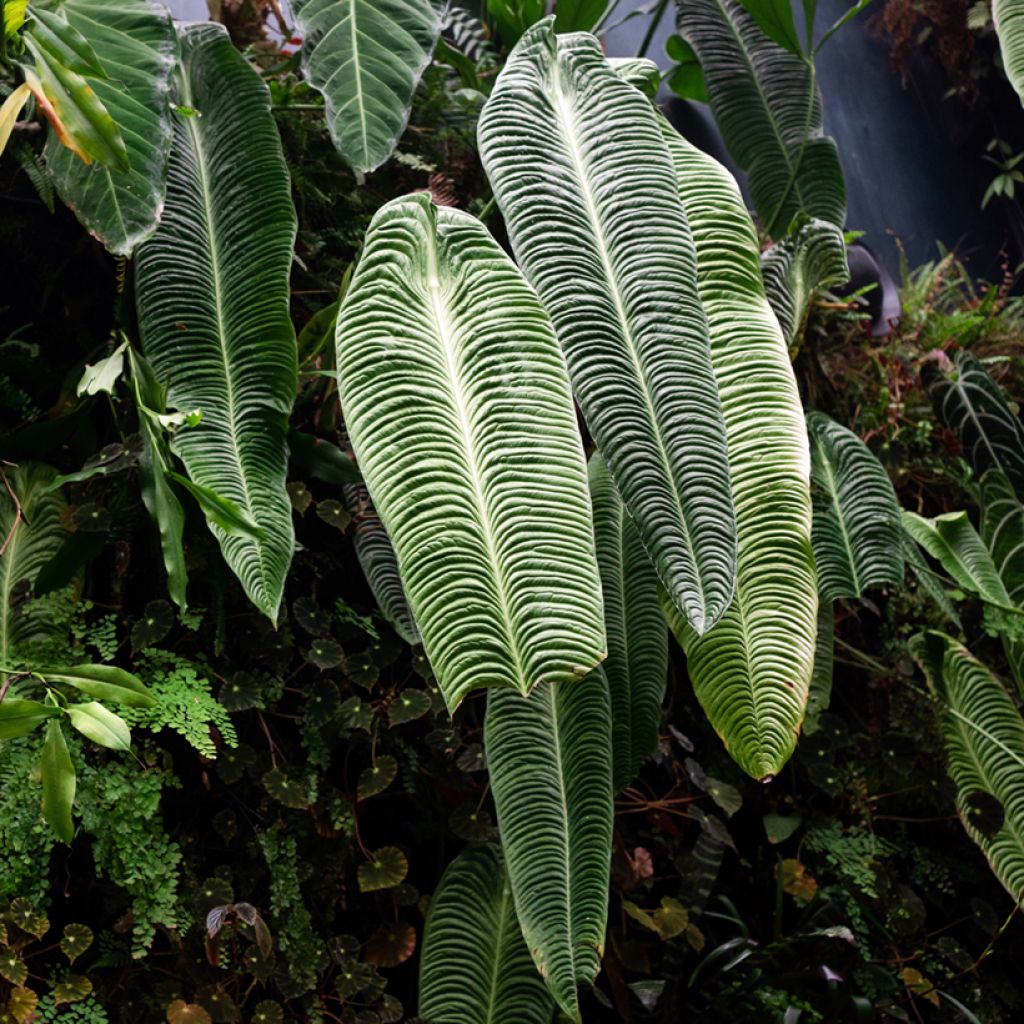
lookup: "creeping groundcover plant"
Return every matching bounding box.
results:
[3,0,1024,1020]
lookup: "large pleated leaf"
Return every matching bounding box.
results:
[651,103,816,781]
[43,0,177,256]
[760,218,849,347]
[479,19,737,635]
[134,23,297,622]
[336,193,605,710]
[0,464,67,662]
[911,631,1024,908]
[484,669,614,1020]
[342,479,419,645]
[418,845,554,1024]
[980,470,1024,691]
[995,0,1024,106]
[922,350,1024,498]
[806,411,903,603]
[804,599,835,734]
[291,0,442,176]
[589,452,667,791]
[678,0,846,235]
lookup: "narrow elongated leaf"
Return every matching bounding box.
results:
[922,350,1024,498]
[760,218,849,347]
[589,452,667,791]
[678,0,846,234]
[41,664,156,708]
[484,669,614,1019]
[0,464,67,662]
[651,98,816,781]
[41,719,75,844]
[342,479,419,645]
[479,20,737,635]
[911,631,1024,907]
[981,470,1024,690]
[336,193,605,709]
[0,699,61,740]
[291,0,442,176]
[807,412,903,602]
[135,23,297,622]
[419,845,554,1023]
[43,0,177,256]
[995,0,1024,106]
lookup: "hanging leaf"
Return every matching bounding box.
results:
[41,719,76,843]
[419,845,554,1023]
[981,471,1024,691]
[358,847,409,892]
[922,350,1024,498]
[588,452,667,791]
[336,192,605,711]
[135,23,297,622]
[761,218,849,347]
[291,0,442,176]
[645,79,816,781]
[912,631,1024,909]
[484,669,614,1019]
[806,411,903,602]
[479,20,737,635]
[995,0,1024,105]
[804,599,835,733]
[41,664,156,708]
[678,0,846,234]
[42,0,178,255]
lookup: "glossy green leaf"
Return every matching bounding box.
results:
[760,217,849,346]
[807,411,903,602]
[41,719,75,844]
[41,664,156,708]
[479,20,737,635]
[678,0,846,234]
[336,192,605,710]
[43,0,178,256]
[736,0,802,54]
[419,845,554,1023]
[651,96,816,781]
[912,631,1024,908]
[922,350,1024,499]
[0,699,61,740]
[589,452,667,791]
[664,35,707,101]
[135,23,297,622]
[995,0,1024,106]
[66,701,131,750]
[291,0,441,176]
[0,463,67,662]
[488,0,546,44]
[484,669,614,1019]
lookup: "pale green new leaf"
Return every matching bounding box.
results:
[678,0,846,234]
[589,452,667,791]
[66,702,131,751]
[44,0,178,256]
[419,845,554,1023]
[0,464,67,662]
[807,411,903,602]
[336,193,605,710]
[652,100,816,781]
[484,669,614,1019]
[479,20,737,635]
[911,631,1024,907]
[922,350,1024,499]
[995,0,1024,106]
[291,0,442,176]
[135,24,297,622]
[760,218,849,346]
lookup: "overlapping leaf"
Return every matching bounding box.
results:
[589,452,667,790]
[806,412,903,602]
[912,631,1024,907]
[995,0,1024,106]
[336,192,605,710]
[419,845,554,1023]
[981,470,1024,690]
[479,20,737,635]
[484,669,614,1020]
[43,0,177,255]
[135,23,297,621]
[648,89,816,781]
[291,0,441,176]
[678,0,846,234]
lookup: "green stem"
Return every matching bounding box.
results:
[636,0,669,60]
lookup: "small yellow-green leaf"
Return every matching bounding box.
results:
[53,974,92,1005]
[357,847,408,892]
[67,702,131,751]
[652,897,689,940]
[7,986,37,1023]
[41,719,76,844]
